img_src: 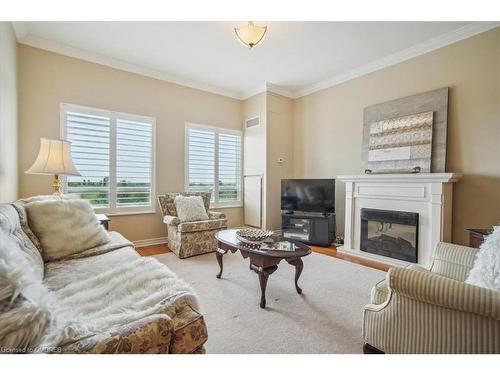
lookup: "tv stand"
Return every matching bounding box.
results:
[281,212,335,247]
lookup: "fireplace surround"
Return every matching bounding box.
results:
[337,173,462,267]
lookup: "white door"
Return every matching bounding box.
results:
[244,175,262,228]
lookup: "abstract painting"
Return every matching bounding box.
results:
[367,111,433,173]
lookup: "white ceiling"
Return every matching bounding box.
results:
[12,21,498,99]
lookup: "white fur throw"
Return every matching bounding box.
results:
[466,226,500,291]
[41,257,197,348]
[25,199,110,262]
[0,232,53,351]
[174,195,209,222]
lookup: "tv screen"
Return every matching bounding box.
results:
[281,179,335,213]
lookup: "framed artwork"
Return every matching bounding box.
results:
[362,87,448,173]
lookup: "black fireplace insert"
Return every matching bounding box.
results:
[360,208,419,263]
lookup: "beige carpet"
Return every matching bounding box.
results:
[155,251,385,354]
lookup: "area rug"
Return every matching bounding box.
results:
[154,251,385,354]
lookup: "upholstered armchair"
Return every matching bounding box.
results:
[157,192,228,258]
[363,242,500,354]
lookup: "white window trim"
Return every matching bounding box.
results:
[185,122,243,209]
[60,103,156,215]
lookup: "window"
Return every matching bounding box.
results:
[61,103,155,214]
[185,123,242,207]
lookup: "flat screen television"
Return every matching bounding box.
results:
[281,179,335,214]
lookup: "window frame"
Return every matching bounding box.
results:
[185,122,243,209]
[60,103,156,216]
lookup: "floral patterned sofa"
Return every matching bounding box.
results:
[0,197,208,354]
[157,192,227,258]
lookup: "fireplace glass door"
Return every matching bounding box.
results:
[360,208,419,263]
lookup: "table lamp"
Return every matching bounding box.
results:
[25,138,81,195]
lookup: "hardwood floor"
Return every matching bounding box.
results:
[136,244,170,256]
[309,245,390,272]
[136,242,390,272]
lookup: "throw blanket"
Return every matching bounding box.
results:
[40,257,197,348]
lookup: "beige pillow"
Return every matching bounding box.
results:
[174,195,209,222]
[25,199,110,261]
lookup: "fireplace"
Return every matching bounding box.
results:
[360,208,419,263]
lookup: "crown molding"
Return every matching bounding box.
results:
[11,21,28,40]
[295,22,500,98]
[265,83,296,99]
[240,82,296,100]
[240,82,268,99]
[12,21,499,101]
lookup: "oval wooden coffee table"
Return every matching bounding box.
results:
[215,229,311,308]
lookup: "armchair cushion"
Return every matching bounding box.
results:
[178,218,227,233]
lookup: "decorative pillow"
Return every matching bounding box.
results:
[25,199,110,262]
[159,192,211,217]
[174,195,209,223]
[465,226,500,291]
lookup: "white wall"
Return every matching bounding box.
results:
[0,22,18,203]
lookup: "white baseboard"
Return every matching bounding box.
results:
[133,236,168,248]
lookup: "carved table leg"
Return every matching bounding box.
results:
[216,249,226,279]
[258,272,269,308]
[250,264,278,308]
[286,257,304,294]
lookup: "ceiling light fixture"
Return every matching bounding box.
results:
[234,21,267,49]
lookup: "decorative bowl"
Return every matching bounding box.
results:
[236,229,274,242]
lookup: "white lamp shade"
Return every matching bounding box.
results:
[235,22,267,48]
[26,138,81,176]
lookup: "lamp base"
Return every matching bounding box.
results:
[52,174,63,196]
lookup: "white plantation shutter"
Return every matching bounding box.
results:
[187,127,215,194]
[186,123,241,206]
[65,111,111,208]
[116,118,153,208]
[218,132,241,202]
[62,104,155,213]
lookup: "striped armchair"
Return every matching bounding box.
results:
[363,242,500,354]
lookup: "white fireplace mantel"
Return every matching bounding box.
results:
[337,173,462,267]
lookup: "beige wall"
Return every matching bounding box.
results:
[266,92,293,230]
[17,27,500,244]
[18,45,243,242]
[293,28,500,245]
[0,22,18,203]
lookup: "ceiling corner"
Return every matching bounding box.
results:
[11,21,29,41]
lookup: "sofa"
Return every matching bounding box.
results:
[0,197,208,354]
[157,192,227,258]
[363,242,500,354]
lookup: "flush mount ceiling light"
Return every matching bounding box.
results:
[234,21,267,49]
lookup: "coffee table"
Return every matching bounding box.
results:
[215,229,311,308]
